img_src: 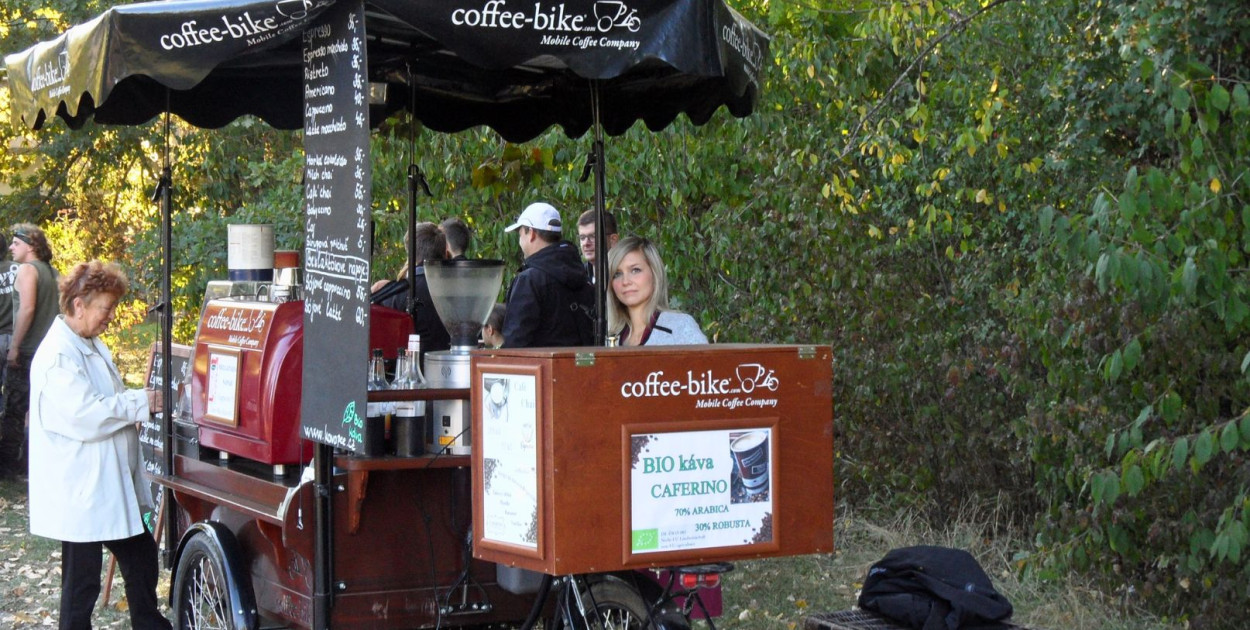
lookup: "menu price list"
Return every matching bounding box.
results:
[300,0,372,453]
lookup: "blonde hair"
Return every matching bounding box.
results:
[605,236,669,336]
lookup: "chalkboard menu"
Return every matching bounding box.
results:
[140,343,193,506]
[300,0,371,453]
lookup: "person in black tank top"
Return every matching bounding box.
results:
[1,223,59,478]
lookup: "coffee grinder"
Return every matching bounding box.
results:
[423,260,505,455]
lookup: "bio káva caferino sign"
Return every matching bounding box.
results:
[630,427,773,554]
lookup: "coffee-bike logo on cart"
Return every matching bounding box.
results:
[619,363,781,409]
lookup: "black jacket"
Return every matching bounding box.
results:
[371,266,451,354]
[503,241,594,348]
[858,546,1013,630]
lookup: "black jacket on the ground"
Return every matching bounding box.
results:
[503,241,594,348]
[858,546,1013,630]
[371,266,451,354]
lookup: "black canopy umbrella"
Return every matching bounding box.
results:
[6,0,767,138]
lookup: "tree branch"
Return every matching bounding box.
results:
[838,0,1022,161]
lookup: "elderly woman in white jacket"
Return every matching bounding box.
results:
[28,261,171,630]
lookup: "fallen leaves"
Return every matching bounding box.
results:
[0,480,171,628]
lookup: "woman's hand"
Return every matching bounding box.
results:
[146,388,164,412]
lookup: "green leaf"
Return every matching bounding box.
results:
[1123,338,1142,373]
[1096,253,1111,292]
[1194,429,1215,466]
[1220,422,1240,453]
[1181,257,1198,298]
[1227,293,1249,330]
[1103,350,1122,382]
[1105,432,1116,459]
[1228,522,1246,563]
[1242,350,1250,374]
[1122,464,1145,496]
[1171,88,1191,112]
[1209,83,1231,112]
[1160,391,1183,424]
[1173,437,1189,471]
[1233,84,1250,112]
[1101,471,1120,506]
[1039,205,1055,236]
[1119,192,1136,221]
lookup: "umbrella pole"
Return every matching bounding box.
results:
[406,79,430,318]
[156,105,177,567]
[591,83,608,346]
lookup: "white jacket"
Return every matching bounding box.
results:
[28,316,151,542]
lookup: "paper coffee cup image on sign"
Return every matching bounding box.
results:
[729,430,770,503]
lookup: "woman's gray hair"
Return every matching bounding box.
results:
[605,236,669,336]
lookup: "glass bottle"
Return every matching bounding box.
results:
[364,348,389,456]
[393,336,426,456]
[409,334,428,387]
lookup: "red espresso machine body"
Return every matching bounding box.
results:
[191,298,412,465]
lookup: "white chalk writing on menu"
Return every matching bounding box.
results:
[300,0,371,452]
[302,10,368,327]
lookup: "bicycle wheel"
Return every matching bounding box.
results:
[172,531,251,630]
[578,579,652,630]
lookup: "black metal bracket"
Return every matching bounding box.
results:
[579,151,597,183]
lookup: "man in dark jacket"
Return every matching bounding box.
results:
[371,221,451,354]
[502,203,594,348]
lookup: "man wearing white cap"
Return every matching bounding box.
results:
[501,202,595,348]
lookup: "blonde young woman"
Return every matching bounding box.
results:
[606,236,707,346]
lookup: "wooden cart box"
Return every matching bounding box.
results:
[470,344,834,575]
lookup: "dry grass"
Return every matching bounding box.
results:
[718,501,1184,630]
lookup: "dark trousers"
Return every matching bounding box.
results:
[60,529,172,630]
[0,352,31,476]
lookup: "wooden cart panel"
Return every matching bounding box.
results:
[471,344,834,575]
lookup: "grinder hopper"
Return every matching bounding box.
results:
[424,259,506,351]
[422,259,505,455]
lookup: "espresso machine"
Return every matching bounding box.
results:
[423,260,505,455]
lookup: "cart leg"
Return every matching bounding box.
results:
[100,553,116,607]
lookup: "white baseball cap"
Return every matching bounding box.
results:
[505,202,563,232]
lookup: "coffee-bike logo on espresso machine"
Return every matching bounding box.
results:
[619,363,781,410]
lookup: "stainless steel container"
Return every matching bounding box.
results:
[425,350,472,455]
